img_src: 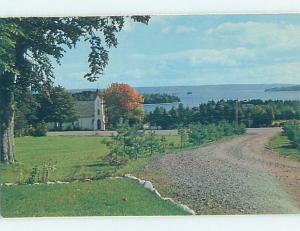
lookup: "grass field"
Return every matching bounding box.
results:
[269,133,300,160]
[0,178,188,217]
[0,134,238,217]
[0,135,188,217]
[0,135,181,184]
[0,136,109,183]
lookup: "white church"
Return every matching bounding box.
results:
[47,94,106,131]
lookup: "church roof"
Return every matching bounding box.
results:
[75,101,94,118]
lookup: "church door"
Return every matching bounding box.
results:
[97,119,101,130]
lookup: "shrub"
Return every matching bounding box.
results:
[103,121,166,166]
[283,121,300,149]
[29,122,48,137]
[26,167,40,184]
[188,121,246,145]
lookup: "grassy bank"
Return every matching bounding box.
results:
[0,178,188,217]
[269,133,300,160]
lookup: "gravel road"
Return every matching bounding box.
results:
[140,128,300,214]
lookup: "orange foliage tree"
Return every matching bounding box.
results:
[103,83,144,128]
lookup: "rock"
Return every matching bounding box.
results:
[143,181,154,191]
[124,174,138,181]
[4,183,15,186]
[47,181,55,185]
[154,190,161,198]
[176,204,196,215]
[162,197,175,203]
[138,179,145,185]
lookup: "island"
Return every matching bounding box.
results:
[143,93,180,104]
[265,85,300,92]
[72,91,181,104]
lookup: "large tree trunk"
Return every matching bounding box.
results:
[0,72,15,164]
[0,114,15,164]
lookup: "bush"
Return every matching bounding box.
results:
[103,120,167,166]
[283,121,300,149]
[29,122,48,136]
[188,122,246,145]
[26,167,40,184]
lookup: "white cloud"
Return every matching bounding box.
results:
[206,21,300,49]
[161,25,197,33]
[175,25,197,33]
[185,48,256,66]
[132,47,256,67]
[161,26,171,33]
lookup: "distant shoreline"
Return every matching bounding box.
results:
[68,83,295,92]
[265,85,300,92]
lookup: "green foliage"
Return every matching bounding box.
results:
[37,86,77,130]
[188,122,246,145]
[146,100,300,129]
[41,161,57,183]
[283,121,300,150]
[29,122,48,137]
[143,93,180,104]
[1,16,150,87]
[1,16,150,163]
[178,125,189,149]
[269,133,300,160]
[72,90,97,101]
[103,121,166,166]
[144,130,165,155]
[25,161,56,184]
[26,167,40,184]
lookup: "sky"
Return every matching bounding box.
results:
[53,14,300,89]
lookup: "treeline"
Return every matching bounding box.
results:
[72,90,98,101]
[145,99,300,129]
[72,90,181,105]
[143,93,180,104]
[265,85,300,92]
[283,121,300,150]
[15,86,77,136]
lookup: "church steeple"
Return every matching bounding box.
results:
[95,88,100,98]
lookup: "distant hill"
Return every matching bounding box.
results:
[265,85,300,92]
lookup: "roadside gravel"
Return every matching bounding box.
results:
[140,128,300,214]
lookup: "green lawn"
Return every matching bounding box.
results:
[0,178,188,217]
[0,136,110,183]
[269,133,300,160]
[0,134,239,217]
[0,135,181,184]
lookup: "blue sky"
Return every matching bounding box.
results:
[54,15,300,89]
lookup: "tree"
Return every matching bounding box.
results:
[14,88,39,136]
[38,86,77,130]
[103,83,144,128]
[0,16,150,164]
